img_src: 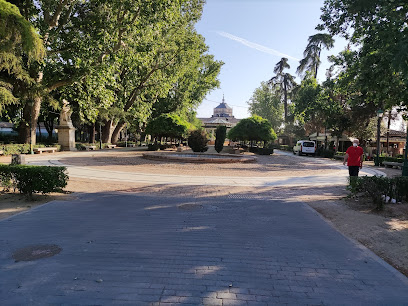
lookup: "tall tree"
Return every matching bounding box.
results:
[320,0,408,110]
[248,81,283,131]
[297,33,334,79]
[0,0,45,111]
[8,0,193,144]
[269,58,296,122]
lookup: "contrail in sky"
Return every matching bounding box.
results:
[217,31,300,61]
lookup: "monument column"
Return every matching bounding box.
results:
[57,100,76,151]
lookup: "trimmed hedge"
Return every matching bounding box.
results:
[0,164,68,198]
[349,176,408,210]
[215,126,227,153]
[276,145,292,152]
[0,144,61,155]
[188,130,208,152]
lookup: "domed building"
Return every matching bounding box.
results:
[198,96,240,142]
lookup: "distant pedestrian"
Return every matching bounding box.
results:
[343,139,364,176]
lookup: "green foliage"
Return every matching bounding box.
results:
[0,0,45,112]
[145,113,190,139]
[257,147,274,155]
[297,33,334,78]
[269,58,297,122]
[228,115,277,143]
[0,144,60,155]
[147,143,160,151]
[188,130,208,152]
[0,164,68,198]
[215,126,227,153]
[320,0,408,111]
[349,176,408,210]
[276,145,292,152]
[248,82,284,130]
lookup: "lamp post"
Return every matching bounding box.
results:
[99,122,102,150]
[402,115,408,176]
[375,109,384,166]
[29,101,34,154]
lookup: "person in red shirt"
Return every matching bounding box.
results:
[343,139,364,176]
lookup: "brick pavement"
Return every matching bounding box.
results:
[1,193,407,305]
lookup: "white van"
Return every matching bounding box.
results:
[293,140,316,156]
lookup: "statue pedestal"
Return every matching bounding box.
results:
[57,125,76,151]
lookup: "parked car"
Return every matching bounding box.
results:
[293,140,316,156]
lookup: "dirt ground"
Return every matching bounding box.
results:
[0,150,407,277]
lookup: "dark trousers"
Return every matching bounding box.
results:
[348,166,360,176]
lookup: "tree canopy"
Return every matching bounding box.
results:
[145,113,190,139]
[228,115,277,143]
[248,81,283,131]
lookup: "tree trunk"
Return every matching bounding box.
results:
[283,81,288,122]
[386,111,391,155]
[111,121,126,145]
[90,123,96,143]
[101,119,115,143]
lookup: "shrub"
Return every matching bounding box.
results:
[0,144,61,155]
[323,149,335,158]
[276,145,292,152]
[188,130,208,152]
[147,143,160,151]
[349,176,408,210]
[0,164,68,199]
[257,148,274,155]
[215,126,227,153]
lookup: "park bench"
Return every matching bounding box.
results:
[33,147,58,154]
[177,145,187,152]
[84,145,96,151]
[106,144,117,149]
[383,161,403,169]
[334,155,345,160]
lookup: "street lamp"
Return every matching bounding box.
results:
[402,114,408,176]
[28,101,34,155]
[375,109,384,166]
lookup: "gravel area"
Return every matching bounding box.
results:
[59,150,342,177]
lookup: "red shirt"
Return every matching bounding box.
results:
[346,146,364,166]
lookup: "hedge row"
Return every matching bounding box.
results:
[0,144,61,155]
[0,164,68,198]
[349,176,408,210]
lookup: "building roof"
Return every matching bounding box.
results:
[214,95,232,110]
[215,102,232,110]
[386,129,407,137]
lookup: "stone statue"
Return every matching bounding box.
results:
[58,99,76,150]
[60,99,73,127]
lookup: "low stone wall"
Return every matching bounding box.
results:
[142,152,257,163]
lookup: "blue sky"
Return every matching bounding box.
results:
[195,0,347,119]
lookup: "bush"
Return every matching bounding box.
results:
[215,126,227,153]
[257,148,274,155]
[188,130,208,152]
[349,176,408,210]
[0,144,61,155]
[0,164,68,199]
[276,145,292,152]
[322,149,335,158]
[147,143,160,151]
[116,141,136,147]
[383,156,403,163]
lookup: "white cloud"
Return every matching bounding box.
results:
[217,31,300,61]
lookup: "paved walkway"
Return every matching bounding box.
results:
[1,193,408,305]
[25,150,385,187]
